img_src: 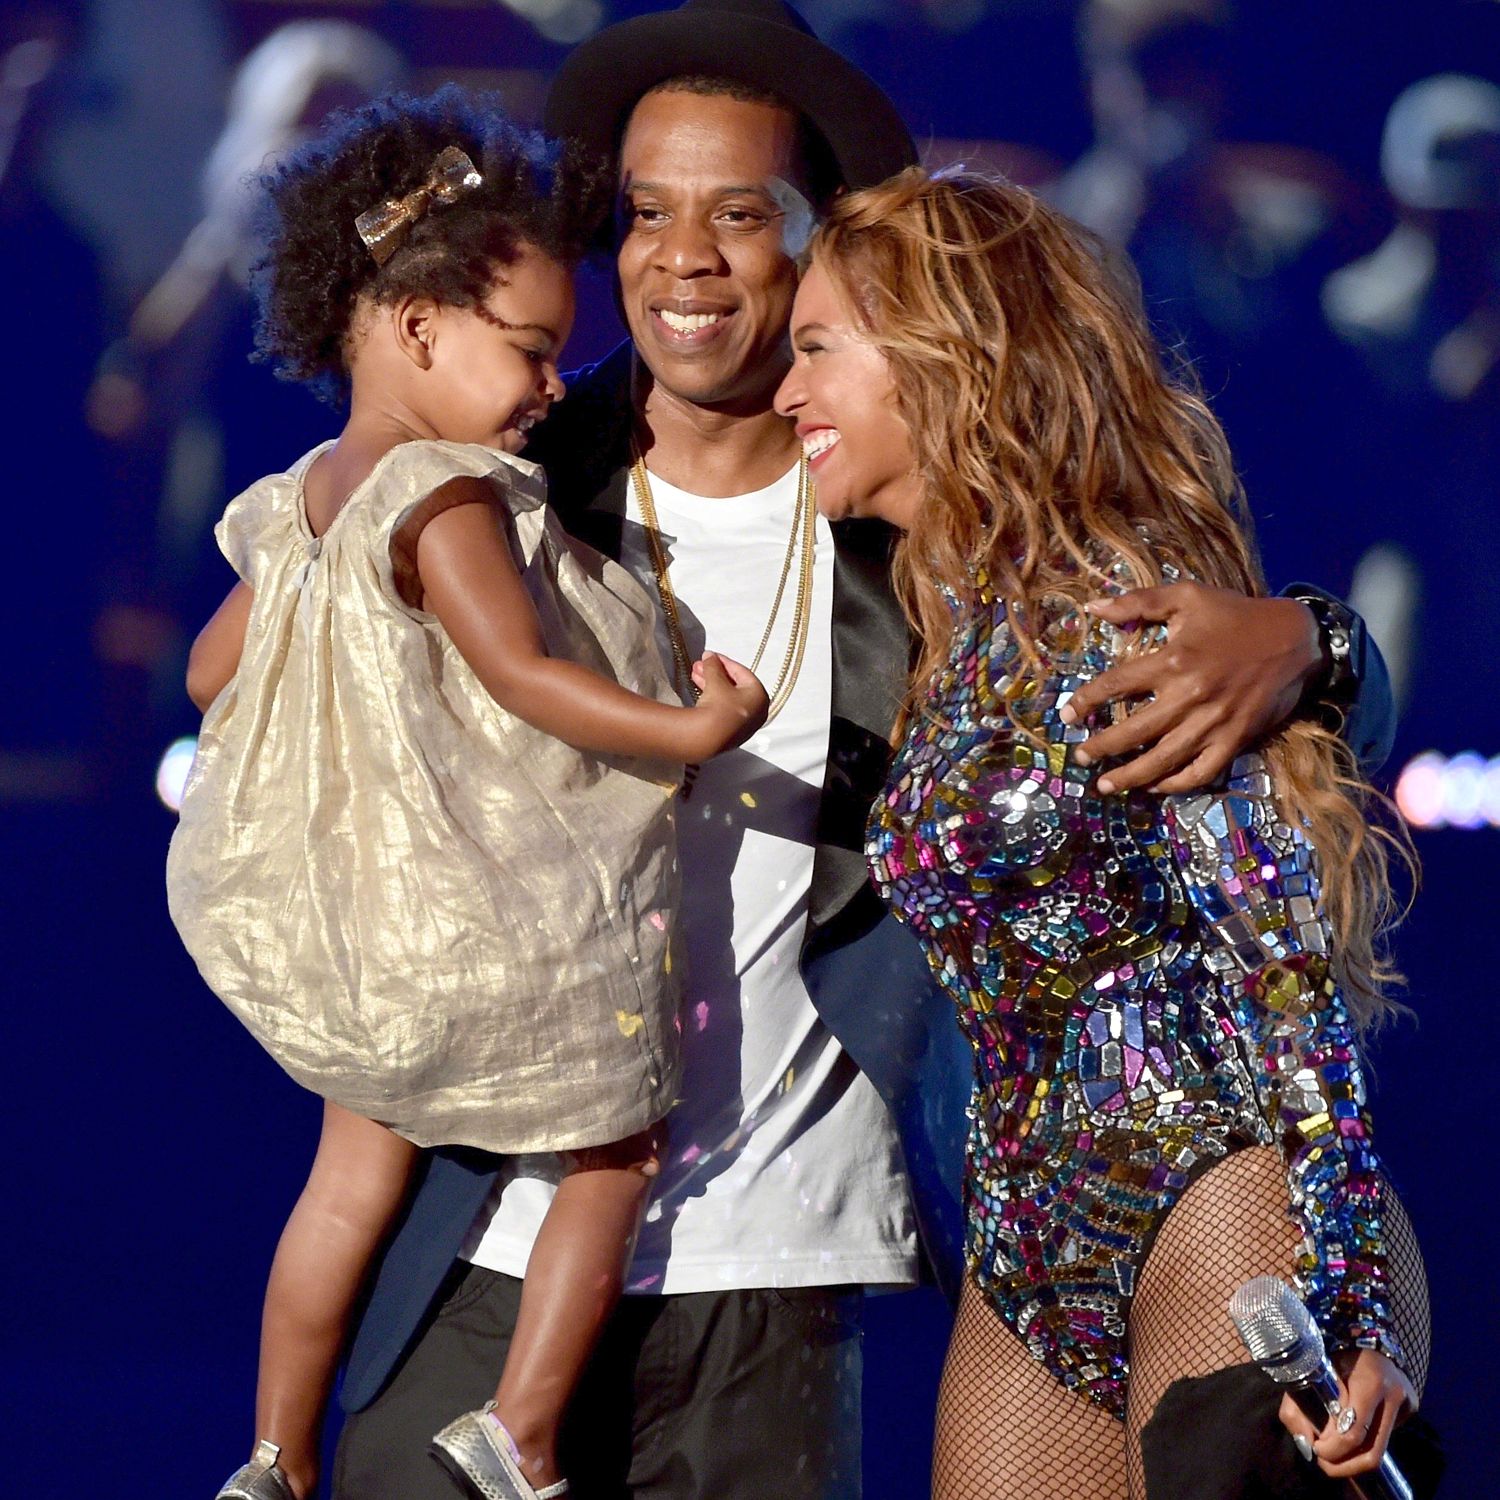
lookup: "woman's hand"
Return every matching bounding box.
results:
[688,653,769,757]
[1278,1347,1415,1482]
[1059,583,1320,793]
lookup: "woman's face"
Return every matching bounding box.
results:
[775,261,922,529]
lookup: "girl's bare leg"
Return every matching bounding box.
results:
[487,1127,662,1491]
[253,1100,418,1498]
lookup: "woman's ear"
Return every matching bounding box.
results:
[392,296,439,370]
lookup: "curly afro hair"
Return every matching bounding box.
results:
[251,85,609,403]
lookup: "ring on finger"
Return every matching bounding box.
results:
[1335,1405,1358,1435]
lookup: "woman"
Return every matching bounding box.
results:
[774,169,1430,1498]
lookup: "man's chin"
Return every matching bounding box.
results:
[631,336,763,406]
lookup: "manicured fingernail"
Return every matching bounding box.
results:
[1074,746,1091,764]
[1059,702,1077,724]
[1097,776,1115,793]
[1293,1435,1314,1463]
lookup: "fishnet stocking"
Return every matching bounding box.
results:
[933,1279,1127,1500]
[933,1147,1431,1500]
[1127,1145,1432,1497]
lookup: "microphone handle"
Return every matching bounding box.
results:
[1288,1364,1413,1500]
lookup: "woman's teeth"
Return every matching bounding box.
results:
[658,310,724,332]
[803,429,840,461]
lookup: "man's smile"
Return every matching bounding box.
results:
[649,301,739,348]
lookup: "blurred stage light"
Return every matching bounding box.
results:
[1395,750,1500,830]
[156,736,198,813]
[495,0,603,45]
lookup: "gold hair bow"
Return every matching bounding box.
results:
[355,146,484,266]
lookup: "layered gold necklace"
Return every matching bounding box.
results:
[628,446,817,727]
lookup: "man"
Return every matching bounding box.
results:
[333,4,1392,1495]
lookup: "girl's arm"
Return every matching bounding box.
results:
[410,477,765,763]
[186,581,253,712]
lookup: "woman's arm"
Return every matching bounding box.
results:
[1167,769,1413,1477]
[411,478,766,763]
[186,581,253,712]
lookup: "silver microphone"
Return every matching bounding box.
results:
[1229,1276,1412,1500]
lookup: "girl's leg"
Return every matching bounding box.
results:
[486,1127,662,1491]
[933,1278,1127,1500]
[254,1100,418,1498]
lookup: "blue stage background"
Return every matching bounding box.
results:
[4,1,1493,1494]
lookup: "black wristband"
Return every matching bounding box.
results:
[1286,589,1359,716]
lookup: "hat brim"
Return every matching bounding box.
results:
[543,10,916,192]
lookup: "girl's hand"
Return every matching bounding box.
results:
[688,653,769,756]
[1277,1347,1415,1481]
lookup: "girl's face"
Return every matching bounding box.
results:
[422,244,575,453]
[774,260,922,530]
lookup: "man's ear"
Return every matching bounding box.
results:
[393,296,439,370]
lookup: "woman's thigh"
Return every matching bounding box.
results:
[934,1278,1126,1500]
[1126,1146,1433,1497]
[1125,1146,1304,1495]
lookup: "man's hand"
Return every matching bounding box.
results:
[1058,582,1320,794]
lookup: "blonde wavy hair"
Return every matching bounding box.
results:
[809,167,1410,1026]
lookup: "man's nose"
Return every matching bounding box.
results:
[655,216,723,278]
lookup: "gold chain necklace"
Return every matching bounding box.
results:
[628,448,816,727]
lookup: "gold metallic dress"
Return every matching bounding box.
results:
[167,439,683,1153]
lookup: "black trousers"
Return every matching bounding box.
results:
[333,1264,865,1499]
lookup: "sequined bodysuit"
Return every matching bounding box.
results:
[865,584,1396,1416]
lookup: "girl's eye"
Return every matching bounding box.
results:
[797,341,825,356]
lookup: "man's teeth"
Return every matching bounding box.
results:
[515,415,536,432]
[803,430,840,460]
[658,309,724,333]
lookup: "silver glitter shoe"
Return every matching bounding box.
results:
[216,1439,298,1500]
[430,1404,569,1500]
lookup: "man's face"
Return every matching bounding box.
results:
[617,89,809,410]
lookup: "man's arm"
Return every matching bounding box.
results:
[1283,582,1394,773]
[1059,582,1395,793]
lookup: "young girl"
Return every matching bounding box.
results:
[166,89,767,1500]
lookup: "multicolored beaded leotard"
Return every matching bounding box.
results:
[865,580,1397,1416]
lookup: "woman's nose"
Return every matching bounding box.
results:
[773,363,805,417]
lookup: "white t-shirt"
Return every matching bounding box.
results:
[461,462,918,1294]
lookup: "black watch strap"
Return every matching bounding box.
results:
[1285,587,1360,713]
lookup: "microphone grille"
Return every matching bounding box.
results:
[1228,1276,1327,1384]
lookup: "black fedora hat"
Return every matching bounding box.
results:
[543,0,916,192]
